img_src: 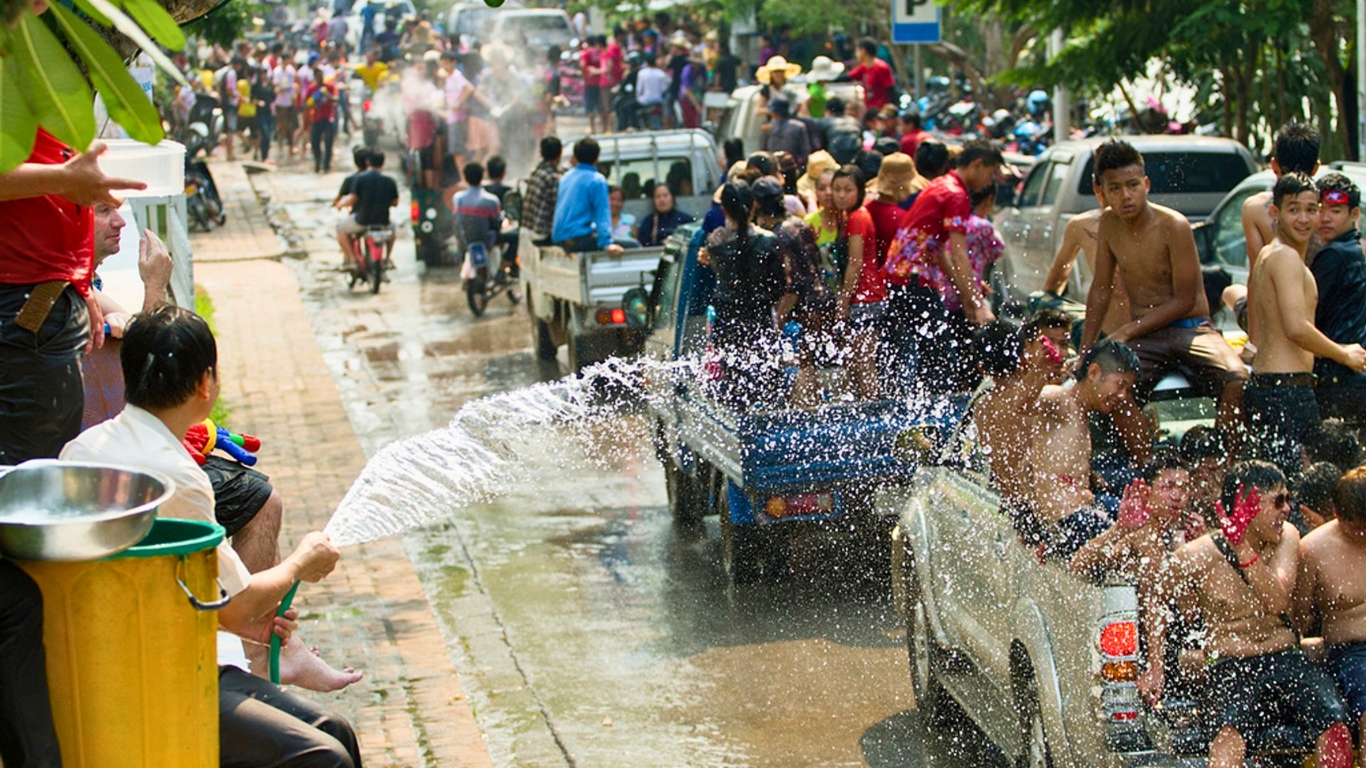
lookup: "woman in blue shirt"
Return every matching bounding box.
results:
[634,184,695,246]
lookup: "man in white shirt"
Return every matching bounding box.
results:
[61,307,362,768]
[634,56,670,130]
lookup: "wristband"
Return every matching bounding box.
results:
[1239,552,1259,569]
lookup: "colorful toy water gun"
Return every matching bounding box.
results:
[182,419,261,466]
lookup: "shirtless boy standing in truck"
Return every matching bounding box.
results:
[1023,339,1139,560]
[1152,461,1353,768]
[1245,172,1366,479]
[1081,140,1248,438]
[1296,467,1366,751]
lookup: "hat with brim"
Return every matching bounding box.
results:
[876,152,920,200]
[807,56,844,82]
[756,55,801,84]
[669,31,690,49]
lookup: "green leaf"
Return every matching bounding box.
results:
[0,55,39,174]
[70,0,112,28]
[77,0,187,86]
[14,13,94,149]
[119,0,185,51]
[49,1,163,144]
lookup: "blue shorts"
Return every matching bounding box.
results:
[1328,641,1366,723]
[1044,505,1112,562]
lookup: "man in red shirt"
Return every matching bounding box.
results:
[603,27,626,119]
[0,130,144,463]
[846,38,895,113]
[898,111,931,159]
[580,36,607,133]
[885,139,1003,393]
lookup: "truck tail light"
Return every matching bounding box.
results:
[1101,661,1137,683]
[410,200,420,224]
[764,491,834,519]
[595,308,627,325]
[1099,621,1137,659]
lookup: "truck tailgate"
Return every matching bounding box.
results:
[583,248,662,307]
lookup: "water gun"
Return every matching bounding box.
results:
[182,419,261,466]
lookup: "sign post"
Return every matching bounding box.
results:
[892,0,940,99]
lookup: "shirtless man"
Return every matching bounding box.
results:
[976,311,1070,521]
[1151,461,1353,768]
[1244,172,1366,479]
[1042,196,1130,336]
[1082,139,1248,438]
[1024,339,1140,560]
[1297,467,1366,750]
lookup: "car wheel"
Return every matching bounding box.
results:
[719,481,762,585]
[1015,673,1054,768]
[665,460,706,529]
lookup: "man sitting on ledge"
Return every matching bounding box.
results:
[550,136,625,255]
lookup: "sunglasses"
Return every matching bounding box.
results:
[1268,492,1291,509]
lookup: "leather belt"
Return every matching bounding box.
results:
[12,281,70,333]
[1250,371,1317,388]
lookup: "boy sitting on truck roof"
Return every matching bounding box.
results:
[1296,467,1366,753]
[1153,461,1353,768]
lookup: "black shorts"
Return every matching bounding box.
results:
[1243,377,1319,481]
[1043,505,1112,562]
[202,456,273,537]
[583,85,603,114]
[0,284,88,463]
[1205,649,1347,737]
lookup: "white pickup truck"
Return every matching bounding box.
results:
[521,130,723,371]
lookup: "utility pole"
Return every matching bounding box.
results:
[1050,29,1071,142]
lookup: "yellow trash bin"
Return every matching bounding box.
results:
[19,518,226,768]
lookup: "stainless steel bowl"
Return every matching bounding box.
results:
[0,462,175,561]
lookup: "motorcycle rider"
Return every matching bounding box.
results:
[336,149,399,271]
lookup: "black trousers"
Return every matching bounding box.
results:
[0,284,88,464]
[0,561,62,768]
[219,666,362,768]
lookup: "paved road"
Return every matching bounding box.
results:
[253,148,1009,768]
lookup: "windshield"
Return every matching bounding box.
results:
[502,16,568,33]
[1077,151,1250,195]
[455,9,495,37]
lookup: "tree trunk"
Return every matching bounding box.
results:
[102,0,224,60]
[1307,0,1351,158]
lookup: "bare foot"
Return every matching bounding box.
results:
[278,636,363,692]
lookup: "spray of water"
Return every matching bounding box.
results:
[323,357,692,546]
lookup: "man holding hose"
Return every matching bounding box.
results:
[61,306,362,768]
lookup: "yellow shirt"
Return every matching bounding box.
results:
[355,61,389,91]
[237,79,256,118]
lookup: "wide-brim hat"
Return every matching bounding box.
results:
[668,31,690,49]
[807,56,844,82]
[756,55,801,84]
[876,152,920,199]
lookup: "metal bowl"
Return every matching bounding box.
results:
[0,462,175,561]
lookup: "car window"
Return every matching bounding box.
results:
[1211,189,1259,269]
[503,15,569,32]
[601,157,696,200]
[1040,160,1071,207]
[454,9,495,37]
[1078,151,1250,196]
[1016,163,1049,208]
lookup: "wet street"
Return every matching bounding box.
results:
[250,147,1009,768]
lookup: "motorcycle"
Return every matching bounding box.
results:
[460,241,518,317]
[360,84,384,148]
[181,116,226,232]
[349,226,392,294]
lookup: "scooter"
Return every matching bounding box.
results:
[460,241,518,317]
[349,226,391,294]
[181,118,226,232]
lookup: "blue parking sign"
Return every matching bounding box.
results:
[892,0,941,44]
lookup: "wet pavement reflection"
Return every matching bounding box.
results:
[267,163,1010,767]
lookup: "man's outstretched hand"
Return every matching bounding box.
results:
[62,142,146,207]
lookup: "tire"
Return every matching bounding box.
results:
[1015,673,1054,768]
[416,234,441,266]
[535,319,557,360]
[368,248,383,294]
[718,482,763,585]
[905,553,948,724]
[188,193,212,231]
[665,460,706,528]
[466,278,487,317]
[567,332,585,372]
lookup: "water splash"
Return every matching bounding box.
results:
[324,357,692,547]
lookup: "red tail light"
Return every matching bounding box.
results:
[611,308,626,324]
[410,201,419,223]
[1099,621,1137,658]
[362,100,373,112]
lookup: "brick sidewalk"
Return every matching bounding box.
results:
[190,160,289,262]
[194,257,493,765]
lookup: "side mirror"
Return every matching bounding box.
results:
[622,287,651,329]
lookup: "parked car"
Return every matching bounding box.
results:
[344,0,415,53]
[993,136,1257,307]
[1195,161,1366,286]
[445,0,522,52]
[485,9,575,58]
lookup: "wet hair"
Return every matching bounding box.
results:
[1304,418,1363,472]
[1274,121,1321,174]
[368,149,385,168]
[121,306,217,411]
[1078,339,1139,381]
[855,150,883,186]
[723,138,744,168]
[1143,448,1188,483]
[463,161,484,186]
[352,145,371,169]
[826,96,846,116]
[1335,467,1366,524]
[486,155,506,180]
[914,140,951,180]
[746,151,777,178]
[719,179,754,258]
[574,137,600,165]
[1179,424,1226,463]
[1272,171,1317,208]
[956,139,1003,170]
[901,111,922,130]
[540,136,563,162]
[1300,462,1343,518]
[1317,172,1362,210]
[857,38,878,57]
[831,165,867,210]
[976,320,1025,378]
[1021,308,1071,343]
[1094,140,1143,184]
[1221,460,1287,510]
[970,185,995,209]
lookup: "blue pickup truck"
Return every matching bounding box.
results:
[635,223,964,584]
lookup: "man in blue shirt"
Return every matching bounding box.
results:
[1313,173,1366,428]
[551,137,624,254]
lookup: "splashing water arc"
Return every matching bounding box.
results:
[322,358,681,547]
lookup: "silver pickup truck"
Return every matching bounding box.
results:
[887,415,1163,768]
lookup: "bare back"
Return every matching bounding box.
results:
[978,376,1045,503]
[1298,521,1366,646]
[1025,385,1094,523]
[1248,239,1317,374]
[1098,203,1211,324]
[1242,190,1275,271]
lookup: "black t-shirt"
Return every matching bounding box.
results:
[351,170,399,226]
[485,181,511,204]
[337,172,360,198]
[667,53,688,99]
[1311,229,1366,384]
[715,54,738,94]
[708,226,786,334]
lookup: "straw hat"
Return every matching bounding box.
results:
[796,150,838,199]
[668,31,690,49]
[807,56,844,82]
[876,152,920,200]
[756,55,801,84]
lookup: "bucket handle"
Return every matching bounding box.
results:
[175,560,231,611]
